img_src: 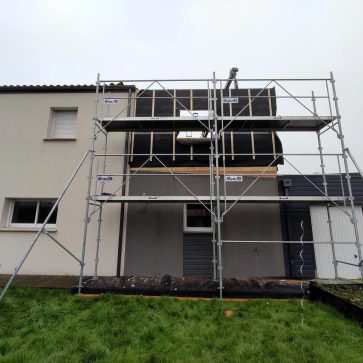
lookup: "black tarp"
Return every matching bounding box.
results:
[130,132,283,167]
[130,87,282,167]
[135,88,276,117]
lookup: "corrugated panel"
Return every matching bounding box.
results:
[183,233,213,277]
[280,203,316,278]
[278,174,363,204]
[310,206,363,279]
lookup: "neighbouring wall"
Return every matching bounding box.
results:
[0,91,131,276]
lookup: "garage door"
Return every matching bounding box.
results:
[183,233,213,277]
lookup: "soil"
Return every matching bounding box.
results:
[322,284,363,308]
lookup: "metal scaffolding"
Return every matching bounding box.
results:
[1,71,363,302]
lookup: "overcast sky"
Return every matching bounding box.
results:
[1,0,363,174]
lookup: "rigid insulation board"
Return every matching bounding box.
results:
[310,205,363,279]
[134,88,276,118]
[130,132,284,167]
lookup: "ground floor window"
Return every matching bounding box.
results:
[8,200,58,228]
[184,203,212,232]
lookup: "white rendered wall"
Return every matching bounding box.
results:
[0,91,131,276]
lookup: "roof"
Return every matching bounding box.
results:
[0,83,136,93]
[278,173,363,204]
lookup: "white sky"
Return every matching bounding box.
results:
[1,0,363,174]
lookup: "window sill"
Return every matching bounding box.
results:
[43,138,76,141]
[0,228,57,233]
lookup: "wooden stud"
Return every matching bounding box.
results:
[272,132,276,159]
[150,132,154,161]
[268,88,273,117]
[248,89,253,116]
[229,88,232,117]
[130,132,135,162]
[222,132,226,161]
[173,89,176,117]
[151,90,155,117]
[129,166,278,177]
[173,131,176,161]
[251,131,256,160]
[231,131,235,160]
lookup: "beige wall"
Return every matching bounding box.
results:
[0,91,131,276]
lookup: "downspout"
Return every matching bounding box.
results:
[116,88,132,276]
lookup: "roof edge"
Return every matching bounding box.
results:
[0,84,136,94]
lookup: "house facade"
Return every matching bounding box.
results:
[1,82,362,282]
[0,84,133,276]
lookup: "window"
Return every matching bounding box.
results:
[184,204,212,232]
[178,110,211,140]
[8,200,58,228]
[49,109,77,139]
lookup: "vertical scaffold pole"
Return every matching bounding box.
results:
[78,73,101,294]
[210,149,217,280]
[313,92,338,279]
[207,80,217,279]
[93,133,108,277]
[212,72,223,298]
[330,71,363,279]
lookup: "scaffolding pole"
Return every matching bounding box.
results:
[77,73,101,294]
[93,133,108,278]
[313,91,338,280]
[330,71,363,279]
[212,72,223,299]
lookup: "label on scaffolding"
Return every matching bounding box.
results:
[222,97,238,104]
[103,98,120,104]
[97,176,113,182]
[224,175,243,182]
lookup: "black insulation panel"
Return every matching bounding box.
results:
[130,132,283,168]
[134,87,276,117]
[129,87,282,167]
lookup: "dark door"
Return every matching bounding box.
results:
[281,204,316,278]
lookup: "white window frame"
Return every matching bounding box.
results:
[48,108,78,139]
[8,199,57,228]
[183,203,213,233]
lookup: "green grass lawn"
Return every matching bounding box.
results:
[0,288,362,363]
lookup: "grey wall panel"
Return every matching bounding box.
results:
[124,203,183,277]
[125,175,284,277]
[221,203,285,277]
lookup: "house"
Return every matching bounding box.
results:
[120,87,286,279]
[1,75,362,297]
[0,84,135,276]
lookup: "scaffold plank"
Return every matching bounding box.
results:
[99,115,336,132]
[92,195,345,203]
